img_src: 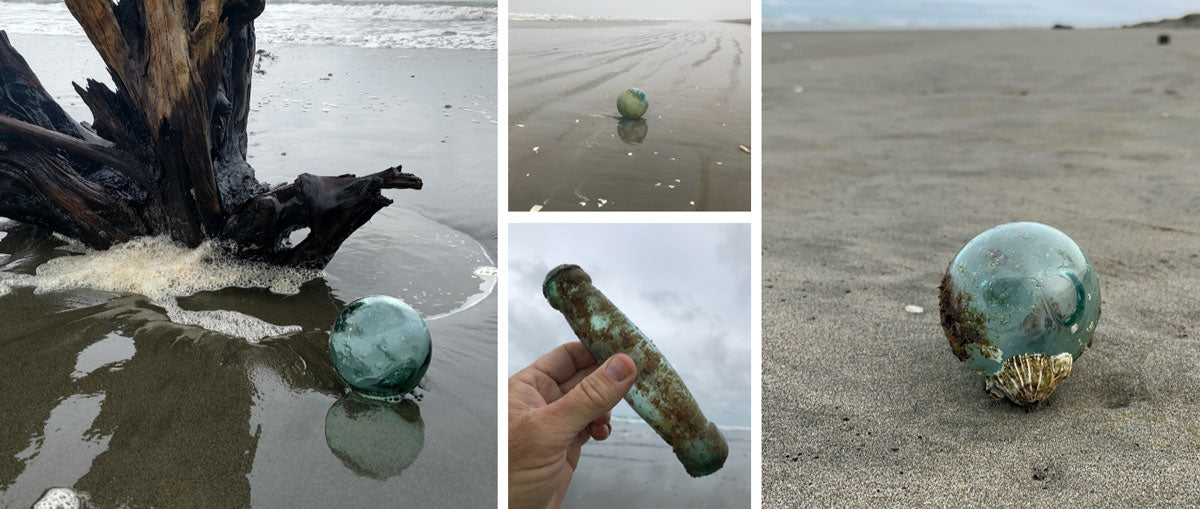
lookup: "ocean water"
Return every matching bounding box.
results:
[0,0,497,50]
[761,0,1192,31]
[567,416,752,507]
[508,13,662,22]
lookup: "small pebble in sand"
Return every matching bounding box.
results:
[904,305,924,314]
[532,146,540,153]
[793,86,804,94]
[627,152,633,156]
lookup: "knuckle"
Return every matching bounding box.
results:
[577,376,612,409]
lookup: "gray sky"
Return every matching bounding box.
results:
[512,0,748,20]
[766,0,1197,30]
[508,223,750,426]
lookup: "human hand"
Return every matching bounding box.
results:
[508,342,637,509]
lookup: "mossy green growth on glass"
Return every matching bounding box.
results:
[939,222,1101,406]
[616,87,649,120]
[329,296,432,400]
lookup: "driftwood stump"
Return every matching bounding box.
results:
[0,0,422,269]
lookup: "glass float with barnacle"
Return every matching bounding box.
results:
[938,222,1101,406]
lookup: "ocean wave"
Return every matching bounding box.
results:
[509,12,666,22]
[266,3,495,22]
[610,414,750,434]
[0,1,497,50]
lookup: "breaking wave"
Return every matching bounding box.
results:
[0,0,497,50]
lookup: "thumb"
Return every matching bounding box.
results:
[543,353,636,437]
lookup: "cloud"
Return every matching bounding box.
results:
[508,223,751,426]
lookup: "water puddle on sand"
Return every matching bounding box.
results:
[5,394,109,505]
[0,226,497,342]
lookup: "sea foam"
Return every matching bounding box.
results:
[0,236,321,342]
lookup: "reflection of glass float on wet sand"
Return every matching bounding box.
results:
[617,118,649,144]
[329,296,431,400]
[617,87,649,120]
[325,394,425,479]
[939,222,1101,406]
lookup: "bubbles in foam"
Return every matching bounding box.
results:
[0,236,320,342]
[34,488,83,509]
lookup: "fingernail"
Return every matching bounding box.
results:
[605,355,631,381]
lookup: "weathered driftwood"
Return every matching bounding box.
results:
[0,0,421,268]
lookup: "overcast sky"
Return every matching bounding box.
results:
[512,0,749,20]
[765,0,1196,30]
[508,223,750,427]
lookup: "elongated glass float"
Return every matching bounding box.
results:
[543,264,728,477]
[939,222,1101,406]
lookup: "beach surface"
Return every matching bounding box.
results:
[508,21,751,211]
[563,417,750,508]
[0,32,497,507]
[763,29,1200,506]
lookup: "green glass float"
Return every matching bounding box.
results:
[938,222,1101,406]
[329,296,432,400]
[616,87,649,120]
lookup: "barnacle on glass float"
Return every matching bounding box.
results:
[938,222,1101,406]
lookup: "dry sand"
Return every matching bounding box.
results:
[509,21,751,211]
[763,29,1200,506]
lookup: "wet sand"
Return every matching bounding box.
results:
[563,418,750,508]
[508,21,750,211]
[0,34,497,507]
[763,29,1200,505]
